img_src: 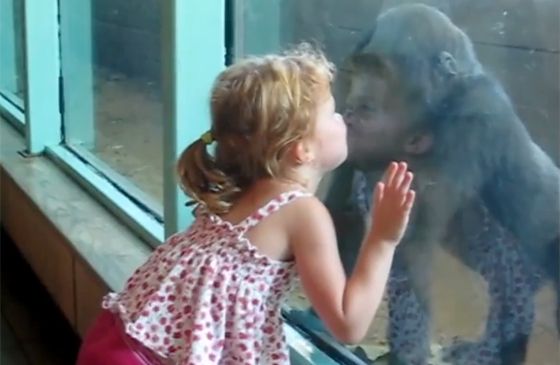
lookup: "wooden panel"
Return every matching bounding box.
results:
[1,169,75,330]
[74,259,108,337]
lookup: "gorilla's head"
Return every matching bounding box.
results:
[343,4,483,170]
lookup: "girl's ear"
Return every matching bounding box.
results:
[290,139,314,165]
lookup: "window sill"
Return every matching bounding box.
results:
[0,120,339,365]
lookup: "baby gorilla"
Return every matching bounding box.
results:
[342,4,559,365]
[290,4,558,365]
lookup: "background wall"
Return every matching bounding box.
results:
[91,0,558,161]
[283,0,559,162]
[93,0,161,83]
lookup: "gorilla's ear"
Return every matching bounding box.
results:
[436,51,458,77]
[404,133,433,155]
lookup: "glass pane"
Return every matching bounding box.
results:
[235,1,559,364]
[0,0,26,107]
[60,0,163,208]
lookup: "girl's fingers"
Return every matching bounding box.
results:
[374,182,385,205]
[400,171,414,194]
[391,162,408,188]
[384,162,399,186]
[380,162,414,208]
[404,190,416,210]
[399,172,414,206]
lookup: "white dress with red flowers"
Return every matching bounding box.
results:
[102,190,311,365]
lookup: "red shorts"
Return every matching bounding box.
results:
[76,310,163,365]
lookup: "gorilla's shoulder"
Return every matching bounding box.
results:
[441,74,517,124]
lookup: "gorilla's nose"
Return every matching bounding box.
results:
[343,109,355,124]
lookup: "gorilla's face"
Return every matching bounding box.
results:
[343,70,415,170]
[340,3,482,173]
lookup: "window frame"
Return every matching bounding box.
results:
[161,0,227,237]
[0,93,25,132]
[0,0,26,130]
[21,0,62,154]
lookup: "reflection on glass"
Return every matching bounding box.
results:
[60,0,163,207]
[0,0,26,106]
[236,1,559,364]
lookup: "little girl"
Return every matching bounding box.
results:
[76,44,415,365]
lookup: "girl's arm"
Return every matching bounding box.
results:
[290,162,415,344]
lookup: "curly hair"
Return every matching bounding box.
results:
[177,43,335,214]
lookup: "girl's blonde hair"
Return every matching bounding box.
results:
[177,43,335,214]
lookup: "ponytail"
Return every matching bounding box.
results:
[177,135,241,215]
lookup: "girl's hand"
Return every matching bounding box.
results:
[369,161,415,245]
[290,161,415,343]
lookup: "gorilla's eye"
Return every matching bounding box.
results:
[358,104,377,114]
